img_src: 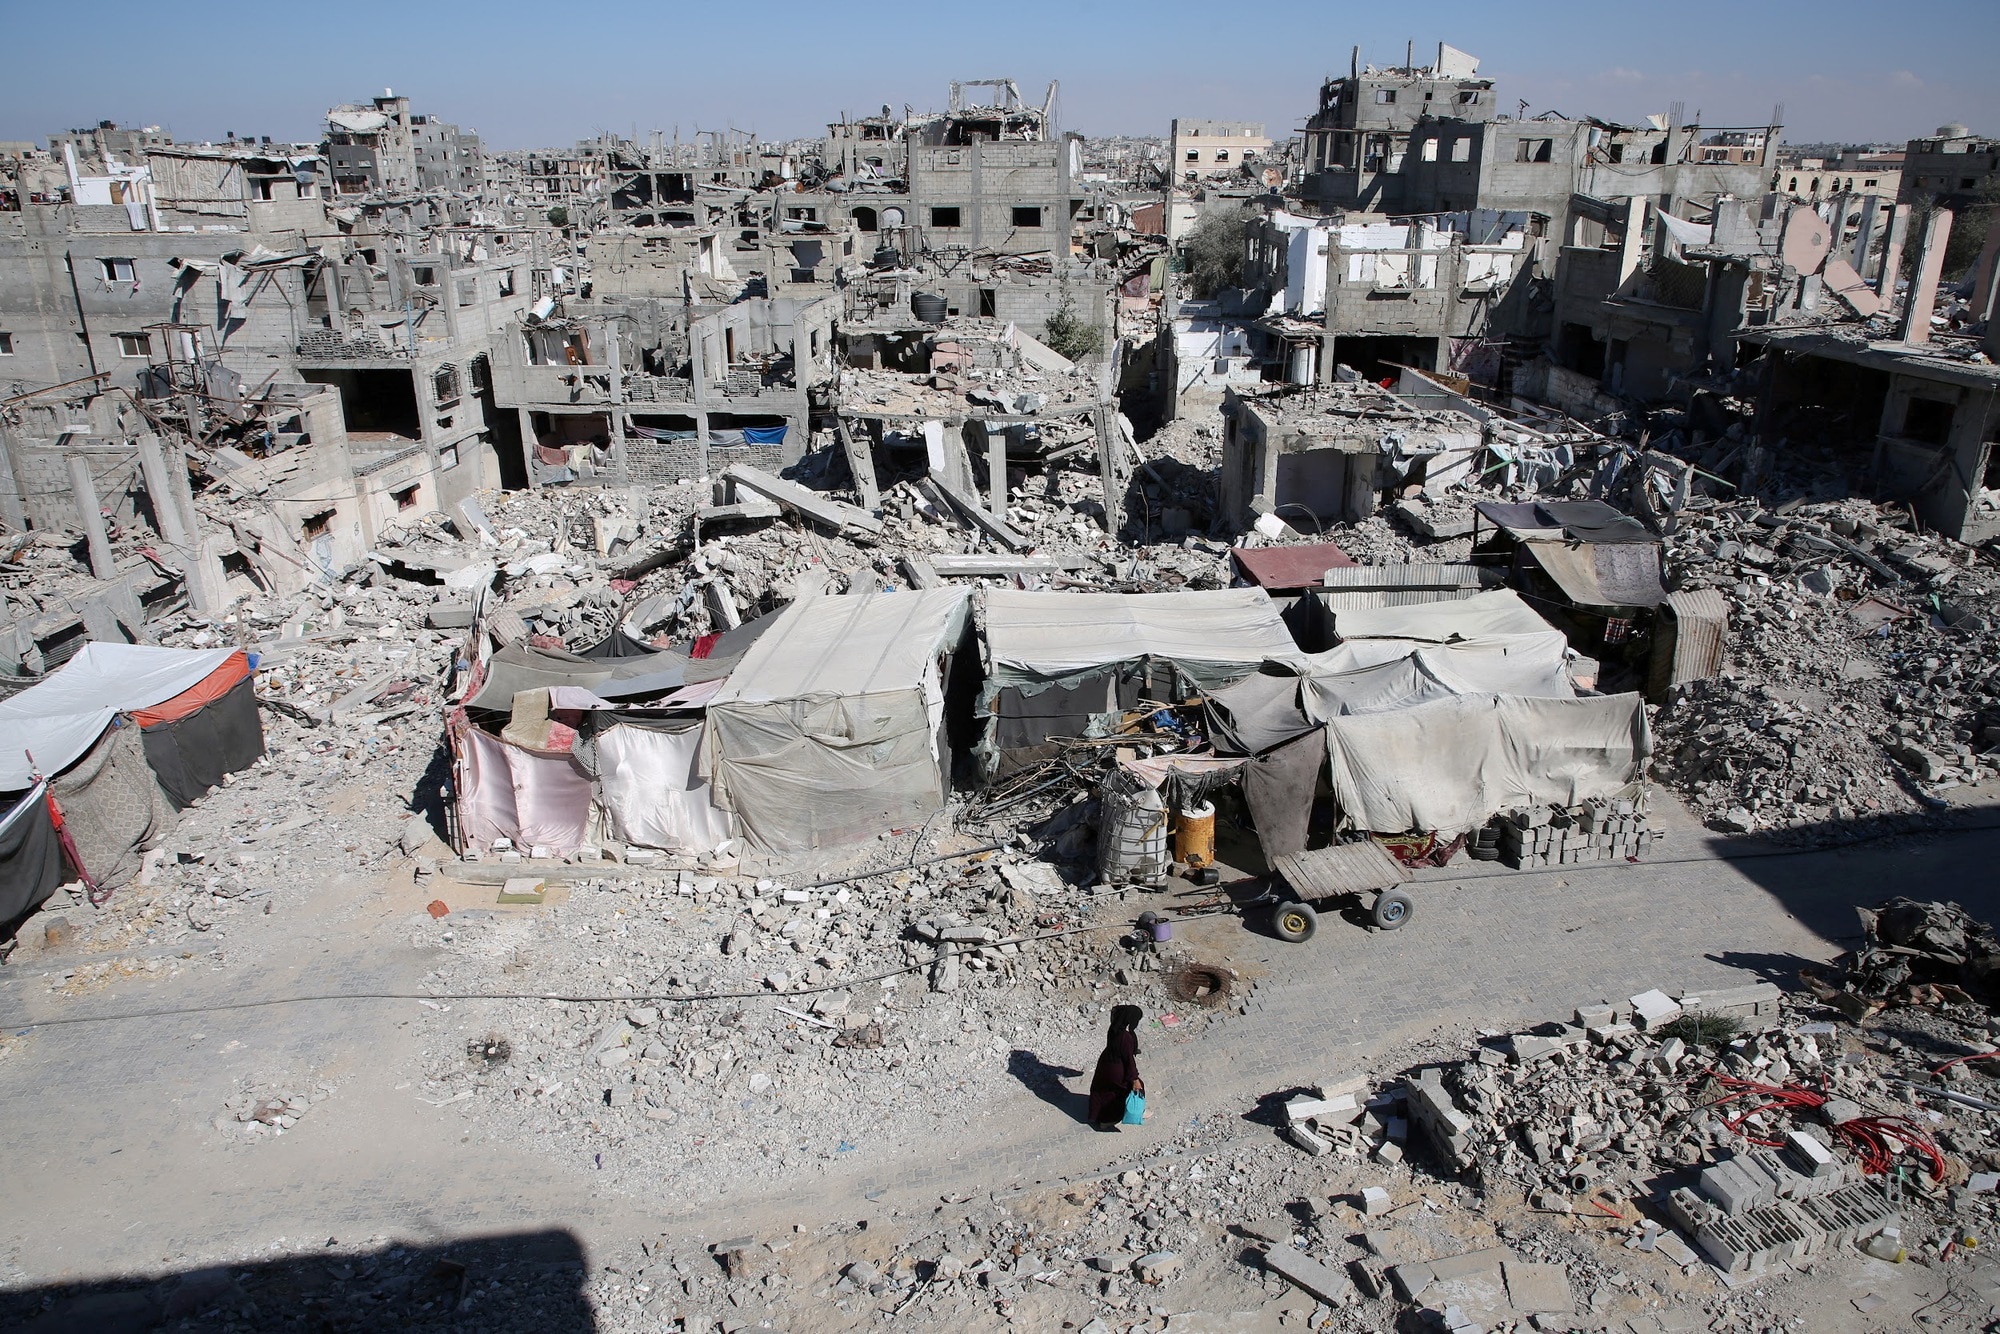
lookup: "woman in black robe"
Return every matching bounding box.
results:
[1087,1004,1143,1130]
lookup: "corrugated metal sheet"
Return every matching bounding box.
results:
[1273,840,1411,899]
[1320,563,1495,590]
[1316,589,1483,611]
[1663,588,1728,688]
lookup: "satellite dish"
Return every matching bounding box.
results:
[1779,203,1832,274]
[880,206,906,229]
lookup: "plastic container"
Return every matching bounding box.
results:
[911,292,947,323]
[1098,769,1169,886]
[1861,1227,1905,1262]
[1174,801,1216,869]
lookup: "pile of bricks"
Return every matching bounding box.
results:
[1497,798,1662,868]
[1663,1132,1897,1275]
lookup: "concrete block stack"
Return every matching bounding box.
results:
[1497,798,1661,868]
[1665,1141,1895,1275]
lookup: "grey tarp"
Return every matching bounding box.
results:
[1298,634,1575,719]
[1325,588,1554,644]
[983,588,1303,691]
[1205,671,1317,757]
[1241,729,1328,862]
[1474,500,1654,544]
[0,783,62,925]
[1321,692,1651,835]
[467,640,689,712]
[702,589,971,854]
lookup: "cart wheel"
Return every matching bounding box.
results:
[1273,901,1318,943]
[1372,889,1414,931]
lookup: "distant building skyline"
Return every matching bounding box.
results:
[4,1,1994,153]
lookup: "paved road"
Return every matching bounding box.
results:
[4,814,1998,1286]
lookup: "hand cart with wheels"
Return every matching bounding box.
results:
[1264,841,1415,942]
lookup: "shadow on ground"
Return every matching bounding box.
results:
[0,1229,594,1333]
[1007,1048,1088,1125]
[1700,808,2000,954]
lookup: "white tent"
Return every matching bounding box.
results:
[0,644,237,790]
[701,589,971,853]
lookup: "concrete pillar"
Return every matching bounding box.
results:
[1900,208,1953,345]
[1878,204,1911,299]
[191,534,231,611]
[67,454,114,579]
[1969,220,2000,330]
[517,407,540,490]
[606,321,628,478]
[0,430,26,533]
[1849,195,1880,274]
[1616,196,1647,287]
[133,434,191,549]
[983,420,1005,516]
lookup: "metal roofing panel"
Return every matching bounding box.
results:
[1320,563,1493,591]
[1522,540,1666,610]
[1230,541,1356,590]
[1316,589,1482,611]
[1662,589,1728,687]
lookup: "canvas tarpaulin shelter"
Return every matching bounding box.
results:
[466,640,689,712]
[130,651,266,808]
[702,589,971,853]
[450,713,594,854]
[1298,634,1576,719]
[1321,587,1555,644]
[981,589,1303,772]
[596,719,734,853]
[983,589,1303,690]
[1201,673,1327,864]
[0,783,63,926]
[1321,692,1651,836]
[0,643,239,791]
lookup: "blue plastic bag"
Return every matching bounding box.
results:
[1122,1089,1146,1125]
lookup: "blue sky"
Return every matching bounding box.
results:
[3,0,1993,151]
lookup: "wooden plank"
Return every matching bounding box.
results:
[722,464,883,535]
[1274,841,1410,900]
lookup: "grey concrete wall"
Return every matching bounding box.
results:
[909,139,1070,256]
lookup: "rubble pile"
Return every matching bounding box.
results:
[1264,964,2000,1307]
[407,849,1234,1203]
[1651,496,2000,837]
[215,1077,337,1140]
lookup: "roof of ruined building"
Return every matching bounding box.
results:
[1740,327,2000,388]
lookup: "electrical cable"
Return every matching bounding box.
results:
[0,910,1212,1033]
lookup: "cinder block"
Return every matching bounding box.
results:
[1262,1245,1353,1306]
[1785,1130,1839,1180]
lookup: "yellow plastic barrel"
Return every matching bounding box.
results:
[1175,801,1217,868]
